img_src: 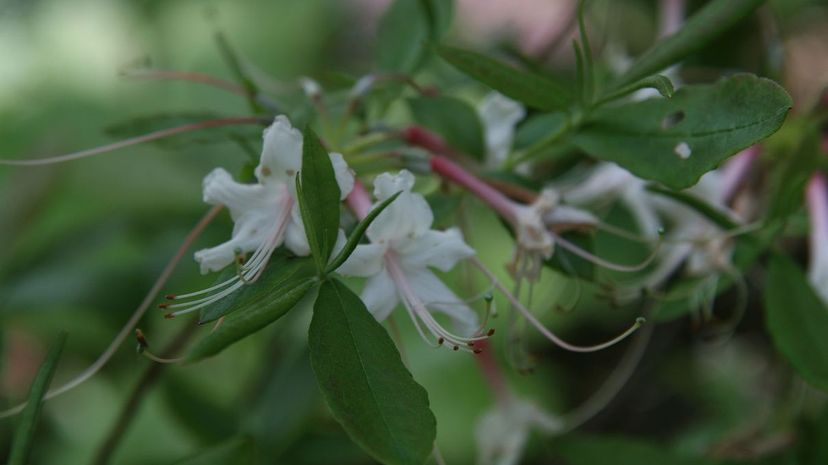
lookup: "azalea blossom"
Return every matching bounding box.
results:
[162,115,354,317]
[478,92,526,168]
[338,170,489,351]
[807,172,828,305]
[475,397,562,465]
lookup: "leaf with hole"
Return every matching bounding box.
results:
[573,74,791,190]
[765,254,828,392]
[309,279,436,465]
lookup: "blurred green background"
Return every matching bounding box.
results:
[2,0,828,464]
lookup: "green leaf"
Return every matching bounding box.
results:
[613,0,765,89]
[596,75,674,106]
[198,254,317,324]
[407,96,485,158]
[308,279,436,465]
[573,74,791,190]
[555,436,715,465]
[171,436,255,465]
[186,274,316,361]
[377,0,437,73]
[765,254,828,392]
[297,127,342,272]
[326,191,401,275]
[437,45,571,112]
[8,332,67,465]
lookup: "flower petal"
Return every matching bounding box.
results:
[284,204,310,256]
[361,270,399,322]
[406,268,479,337]
[337,243,387,277]
[398,228,475,272]
[367,170,434,243]
[479,92,525,167]
[257,115,303,185]
[202,168,270,215]
[330,152,355,200]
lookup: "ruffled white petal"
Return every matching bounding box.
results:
[398,228,475,272]
[361,270,399,322]
[202,168,271,215]
[330,152,355,200]
[406,268,479,337]
[479,92,525,167]
[367,170,433,244]
[257,115,303,185]
[337,243,387,277]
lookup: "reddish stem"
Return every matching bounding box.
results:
[430,154,519,222]
[474,340,511,405]
[347,180,373,220]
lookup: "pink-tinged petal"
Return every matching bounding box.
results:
[367,171,434,243]
[720,145,759,203]
[807,173,828,304]
[338,243,387,277]
[361,270,399,321]
[257,115,303,185]
[398,228,475,272]
[406,268,479,337]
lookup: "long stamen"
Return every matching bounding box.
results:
[470,257,644,353]
[386,255,490,352]
[164,196,294,317]
[135,329,184,364]
[0,205,223,419]
[0,117,266,166]
[550,231,660,273]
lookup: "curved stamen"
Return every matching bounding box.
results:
[0,205,223,419]
[135,329,185,364]
[550,231,660,273]
[470,257,645,353]
[385,255,490,352]
[0,117,267,166]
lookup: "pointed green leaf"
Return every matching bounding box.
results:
[198,254,317,324]
[8,332,67,465]
[765,254,828,392]
[297,127,342,272]
[326,191,401,275]
[574,74,791,190]
[186,272,316,361]
[437,45,571,112]
[614,0,765,89]
[309,279,436,465]
[596,75,674,106]
[408,96,485,158]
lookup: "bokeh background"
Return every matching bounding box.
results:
[2,0,828,464]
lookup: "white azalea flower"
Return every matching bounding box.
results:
[162,115,354,317]
[338,170,488,351]
[478,92,525,168]
[475,398,562,465]
[807,173,828,305]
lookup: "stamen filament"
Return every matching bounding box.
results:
[470,257,644,353]
[550,231,659,273]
